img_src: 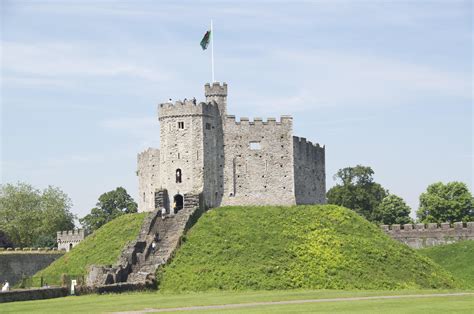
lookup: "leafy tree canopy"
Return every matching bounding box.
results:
[79,187,137,232]
[417,182,473,223]
[327,165,388,221]
[0,183,75,247]
[373,194,413,225]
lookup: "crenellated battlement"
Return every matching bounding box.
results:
[381,222,474,249]
[158,100,221,119]
[138,147,160,161]
[225,115,293,126]
[293,136,325,157]
[381,222,474,232]
[56,229,88,237]
[205,82,227,97]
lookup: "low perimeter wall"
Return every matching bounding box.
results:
[0,287,68,303]
[0,252,64,285]
[381,222,474,249]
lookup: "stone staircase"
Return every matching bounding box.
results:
[85,193,203,291]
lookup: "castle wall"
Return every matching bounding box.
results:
[381,222,474,249]
[221,116,296,206]
[137,148,160,212]
[0,252,64,285]
[293,136,326,204]
[201,109,225,208]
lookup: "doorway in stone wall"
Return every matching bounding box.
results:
[69,243,73,251]
[173,194,184,213]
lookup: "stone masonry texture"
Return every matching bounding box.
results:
[381,222,474,249]
[57,229,88,252]
[137,82,326,212]
[0,253,64,286]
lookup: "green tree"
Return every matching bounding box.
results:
[79,187,137,232]
[327,165,388,221]
[417,182,473,223]
[0,183,75,247]
[373,194,413,225]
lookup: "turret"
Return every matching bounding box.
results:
[205,82,227,117]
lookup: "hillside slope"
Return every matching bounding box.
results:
[159,205,456,291]
[34,213,147,284]
[419,241,474,289]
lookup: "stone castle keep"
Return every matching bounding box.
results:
[137,82,326,212]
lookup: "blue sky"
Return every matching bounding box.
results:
[1,0,472,220]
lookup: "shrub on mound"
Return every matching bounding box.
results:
[419,240,474,289]
[34,213,147,284]
[158,205,456,291]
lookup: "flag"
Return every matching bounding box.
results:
[200,30,211,50]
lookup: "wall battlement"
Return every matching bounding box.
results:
[205,82,227,97]
[225,115,293,126]
[158,100,220,119]
[56,229,88,237]
[381,222,474,249]
[137,148,160,164]
[293,136,325,159]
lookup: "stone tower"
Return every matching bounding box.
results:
[155,83,226,211]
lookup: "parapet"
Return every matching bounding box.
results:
[381,222,474,249]
[225,115,292,126]
[138,148,160,161]
[293,136,325,159]
[56,229,89,242]
[380,222,474,233]
[158,100,220,119]
[205,82,228,97]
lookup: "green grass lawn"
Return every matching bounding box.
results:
[159,205,456,291]
[419,240,474,289]
[33,213,147,285]
[0,289,472,313]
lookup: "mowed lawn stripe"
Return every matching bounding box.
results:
[113,292,474,313]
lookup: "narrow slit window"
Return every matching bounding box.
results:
[206,123,211,130]
[178,122,185,129]
[176,169,182,183]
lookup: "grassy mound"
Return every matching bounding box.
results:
[159,205,456,291]
[34,213,147,284]
[419,241,474,289]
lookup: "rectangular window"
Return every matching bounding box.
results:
[250,142,261,150]
[206,123,211,130]
[178,122,184,129]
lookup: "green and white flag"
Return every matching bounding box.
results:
[200,30,211,50]
[201,21,214,82]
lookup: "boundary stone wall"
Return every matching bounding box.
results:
[0,252,64,286]
[381,222,474,249]
[0,287,67,303]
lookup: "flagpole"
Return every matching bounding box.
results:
[211,20,215,83]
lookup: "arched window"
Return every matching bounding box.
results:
[176,169,182,183]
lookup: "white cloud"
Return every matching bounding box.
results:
[228,49,471,116]
[1,41,168,87]
[100,116,160,149]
